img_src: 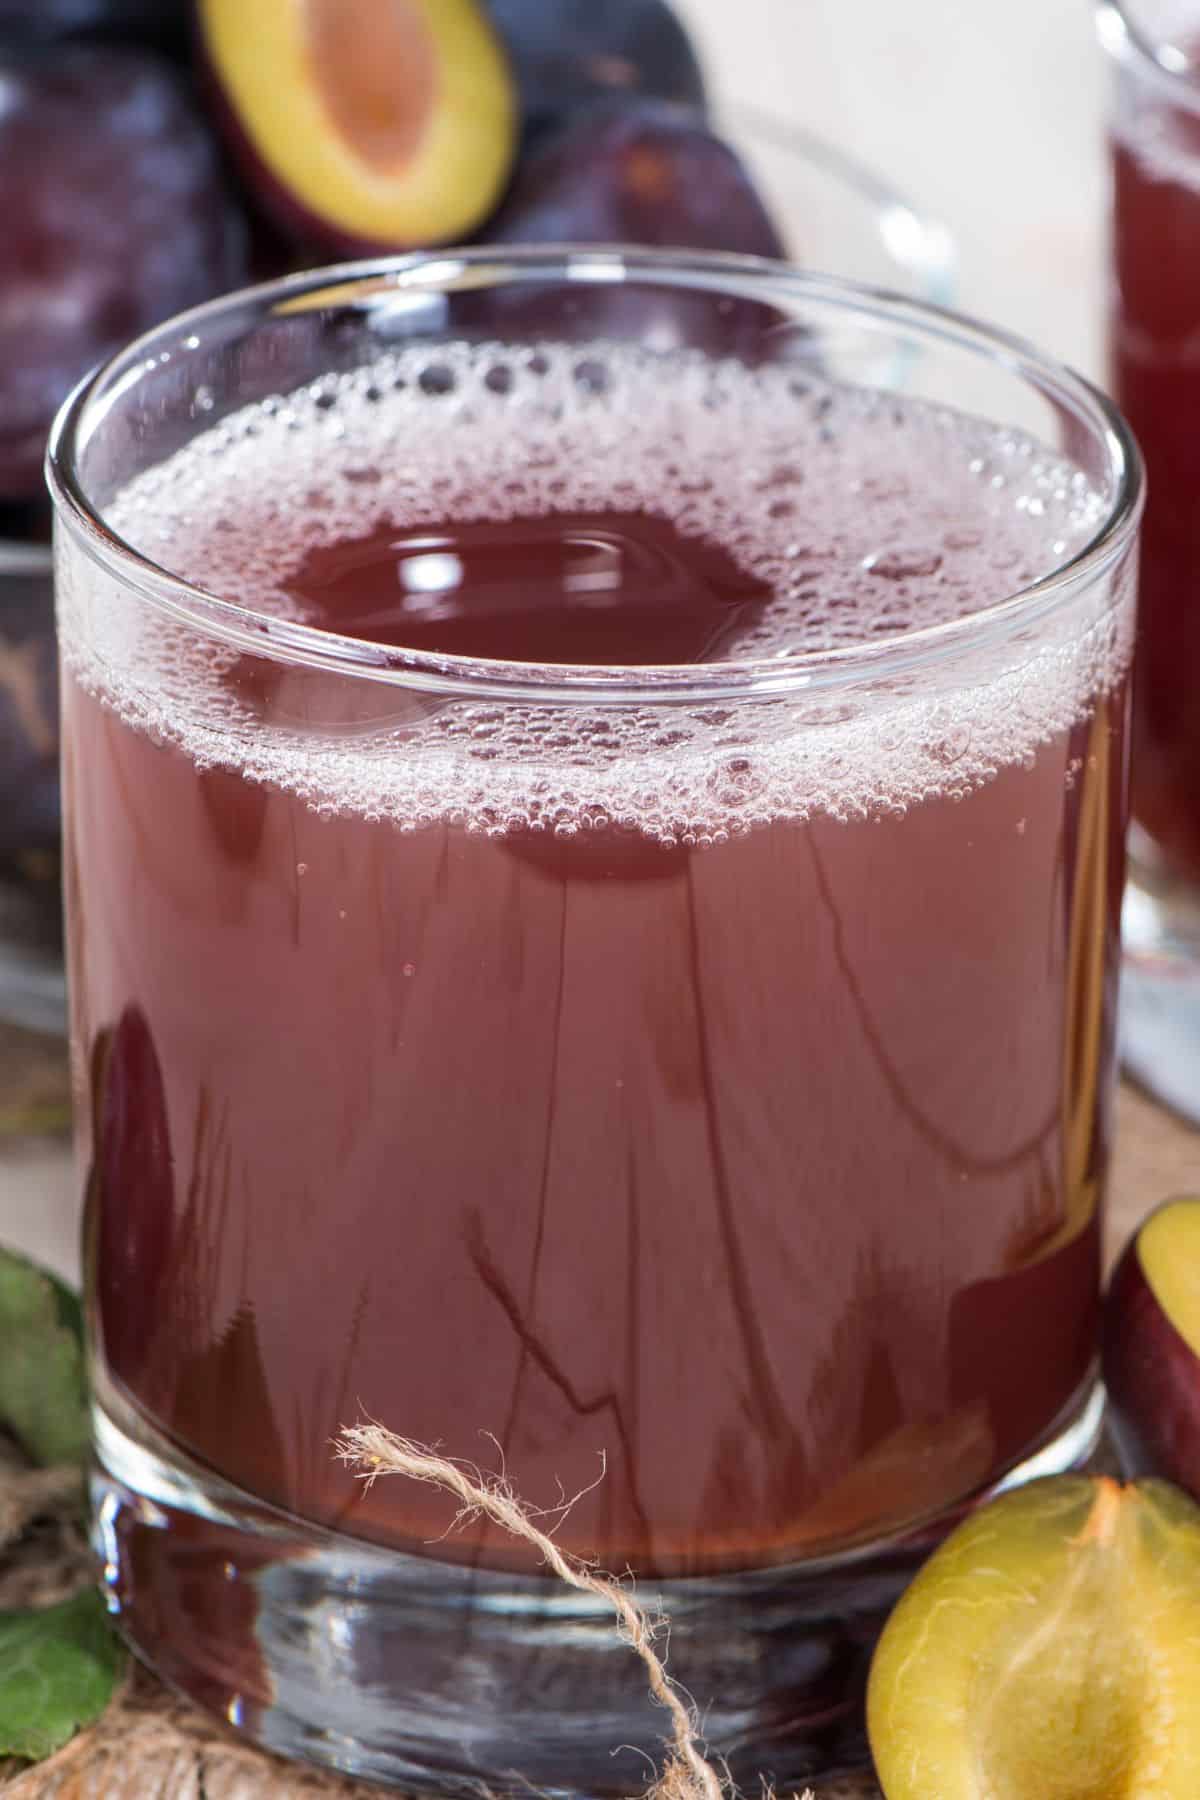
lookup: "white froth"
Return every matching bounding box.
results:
[57,340,1133,843]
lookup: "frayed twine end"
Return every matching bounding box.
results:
[335,1425,820,1800]
[336,1423,737,1800]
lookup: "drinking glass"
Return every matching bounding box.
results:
[0,113,952,1041]
[48,251,1139,1793]
[1099,0,1200,1117]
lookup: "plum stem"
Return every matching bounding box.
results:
[1074,1474,1124,1549]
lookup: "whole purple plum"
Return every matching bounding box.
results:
[487,100,786,259]
[0,45,248,498]
[485,0,707,141]
[0,0,191,57]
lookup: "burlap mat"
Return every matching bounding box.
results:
[0,1079,1195,1798]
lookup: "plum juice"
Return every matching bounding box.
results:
[1111,64,1200,877]
[61,341,1132,1576]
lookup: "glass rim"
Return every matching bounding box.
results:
[1096,0,1200,108]
[46,246,1143,708]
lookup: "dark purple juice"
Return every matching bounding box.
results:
[63,342,1130,1578]
[1111,79,1200,877]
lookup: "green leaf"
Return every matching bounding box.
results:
[0,1249,87,1468]
[0,1588,123,1760]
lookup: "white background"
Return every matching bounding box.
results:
[679,0,1107,375]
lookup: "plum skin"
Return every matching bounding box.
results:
[1102,1203,1200,1501]
[487,99,787,259]
[0,45,248,498]
[0,0,192,57]
[485,0,707,142]
[478,100,790,358]
[90,1007,175,1389]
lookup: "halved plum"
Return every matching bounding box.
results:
[868,1475,1200,1797]
[1103,1195,1200,1500]
[198,0,517,254]
[0,45,248,498]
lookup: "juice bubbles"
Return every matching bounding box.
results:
[52,272,1137,1789]
[63,340,1130,1566]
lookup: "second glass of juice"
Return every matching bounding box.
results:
[1101,0,1200,1112]
[49,253,1140,1793]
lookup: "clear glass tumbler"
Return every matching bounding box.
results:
[1099,0,1200,1117]
[0,113,952,1044]
[48,251,1139,1793]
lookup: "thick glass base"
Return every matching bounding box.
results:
[1122,836,1200,1125]
[93,1378,1103,1795]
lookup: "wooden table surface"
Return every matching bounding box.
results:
[0,0,1193,1792]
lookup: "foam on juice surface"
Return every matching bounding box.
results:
[58,340,1133,844]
